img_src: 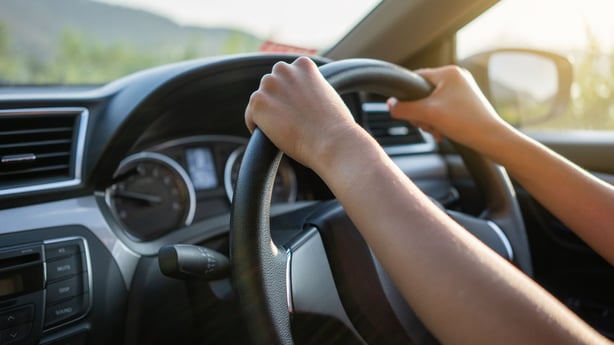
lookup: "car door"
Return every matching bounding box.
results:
[456,0,614,339]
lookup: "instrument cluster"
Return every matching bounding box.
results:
[104,135,301,241]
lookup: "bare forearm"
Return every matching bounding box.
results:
[312,130,608,345]
[476,124,614,265]
[388,65,614,265]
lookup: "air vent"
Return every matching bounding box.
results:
[0,108,88,195]
[362,102,426,145]
[361,102,436,155]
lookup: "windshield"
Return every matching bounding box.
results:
[0,0,381,85]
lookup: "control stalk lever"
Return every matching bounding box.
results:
[159,244,230,281]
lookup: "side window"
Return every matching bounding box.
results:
[456,0,614,132]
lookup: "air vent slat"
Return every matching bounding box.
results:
[0,164,69,177]
[0,139,72,150]
[0,108,86,194]
[35,152,71,159]
[0,127,73,137]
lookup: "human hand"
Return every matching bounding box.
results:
[245,56,363,171]
[387,66,509,151]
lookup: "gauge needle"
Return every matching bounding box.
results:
[114,190,163,205]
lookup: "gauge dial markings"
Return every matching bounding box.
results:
[106,152,196,241]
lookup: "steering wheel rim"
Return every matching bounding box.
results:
[230,58,532,345]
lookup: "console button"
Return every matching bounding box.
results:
[46,276,83,304]
[46,256,82,282]
[0,306,33,329]
[0,322,31,344]
[45,243,81,261]
[44,294,87,328]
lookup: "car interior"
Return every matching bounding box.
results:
[0,0,613,344]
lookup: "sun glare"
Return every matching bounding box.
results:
[458,0,614,58]
[97,0,380,49]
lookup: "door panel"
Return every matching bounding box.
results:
[519,131,614,340]
[527,131,614,175]
[444,130,614,340]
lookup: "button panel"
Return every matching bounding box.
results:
[43,238,90,330]
[0,322,32,344]
[0,237,91,345]
[44,294,88,329]
[46,276,84,304]
[44,244,80,262]
[46,256,82,282]
[0,306,32,330]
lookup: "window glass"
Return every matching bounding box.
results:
[0,0,381,85]
[457,0,614,131]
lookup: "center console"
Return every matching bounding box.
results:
[0,237,94,345]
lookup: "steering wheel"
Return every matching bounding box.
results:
[230,58,532,345]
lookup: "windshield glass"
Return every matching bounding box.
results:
[0,0,381,85]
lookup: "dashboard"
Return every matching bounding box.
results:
[0,54,451,345]
[105,136,305,241]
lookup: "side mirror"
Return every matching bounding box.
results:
[460,49,572,128]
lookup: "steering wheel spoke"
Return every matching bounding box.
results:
[285,227,362,336]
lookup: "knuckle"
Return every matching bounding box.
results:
[272,61,291,75]
[260,73,277,89]
[248,90,267,110]
[293,56,315,68]
[442,65,463,76]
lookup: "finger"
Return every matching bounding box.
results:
[245,85,274,133]
[245,91,259,133]
[412,121,443,142]
[412,68,432,77]
[413,68,440,83]
[387,96,429,123]
[387,97,398,109]
[271,60,291,75]
[270,59,311,91]
[259,73,280,93]
[411,120,428,130]
[293,56,317,69]
[415,65,463,86]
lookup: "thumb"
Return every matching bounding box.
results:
[387,97,444,142]
[387,96,431,124]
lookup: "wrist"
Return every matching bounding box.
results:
[454,116,515,156]
[309,125,386,192]
[465,120,531,167]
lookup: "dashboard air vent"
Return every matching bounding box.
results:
[0,108,88,195]
[362,102,426,146]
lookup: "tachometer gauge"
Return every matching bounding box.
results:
[224,146,297,203]
[106,152,196,241]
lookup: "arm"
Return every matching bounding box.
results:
[388,66,614,266]
[245,57,610,345]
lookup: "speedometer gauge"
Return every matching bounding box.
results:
[224,146,297,203]
[106,152,196,241]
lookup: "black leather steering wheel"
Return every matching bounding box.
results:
[230,58,532,345]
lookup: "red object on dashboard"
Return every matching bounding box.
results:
[259,40,318,55]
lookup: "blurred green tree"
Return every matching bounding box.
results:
[528,28,614,131]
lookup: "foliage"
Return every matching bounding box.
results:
[1,20,613,131]
[0,23,262,85]
[0,22,20,83]
[524,29,614,131]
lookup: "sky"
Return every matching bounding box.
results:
[97,0,381,49]
[98,0,614,55]
[458,0,614,58]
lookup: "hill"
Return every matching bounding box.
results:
[0,0,263,83]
